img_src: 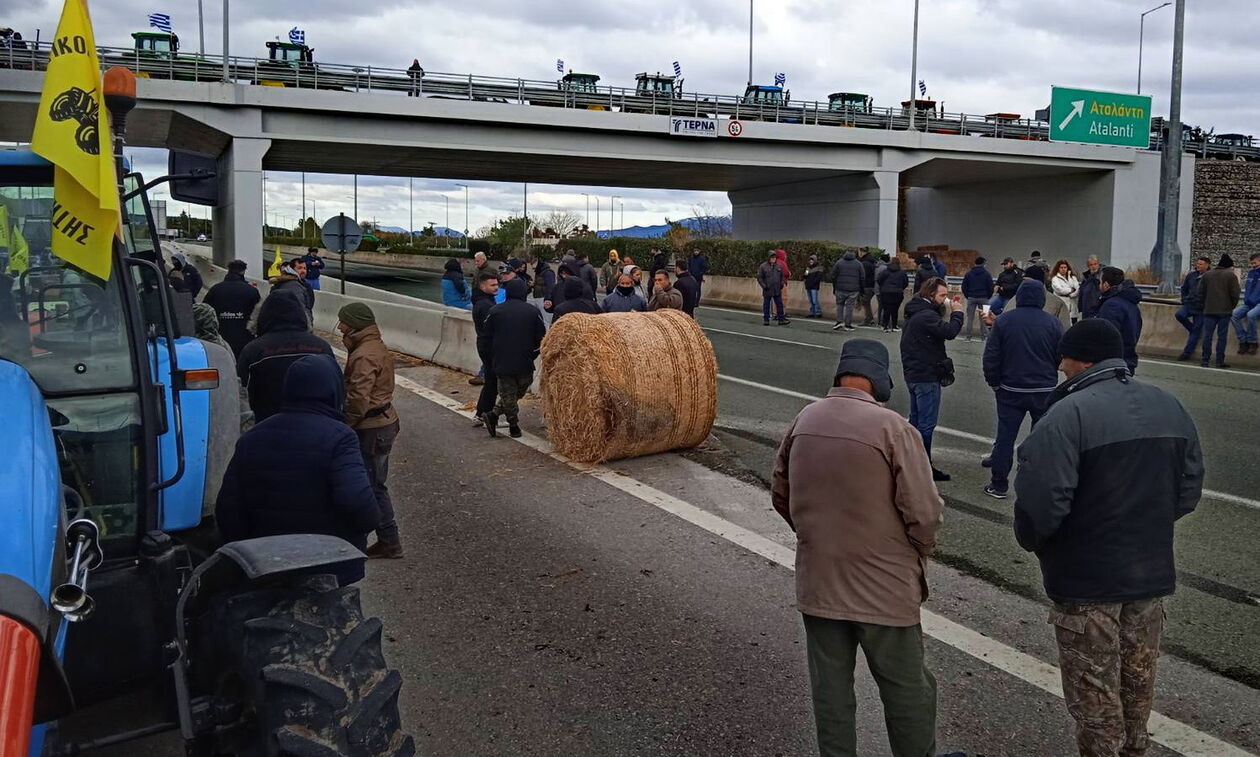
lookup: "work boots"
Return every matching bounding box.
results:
[366,540,404,559]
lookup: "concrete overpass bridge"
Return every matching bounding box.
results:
[0,56,1194,270]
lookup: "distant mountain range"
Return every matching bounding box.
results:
[597,217,730,239]
[376,225,466,238]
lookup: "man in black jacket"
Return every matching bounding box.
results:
[202,259,260,355]
[858,249,878,327]
[830,251,865,332]
[236,293,335,423]
[990,257,1023,315]
[899,277,964,481]
[1014,319,1202,756]
[673,259,700,316]
[216,354,379,585]
[980,281,1064,498]
[1078,256,1103,318]
[471,273,500,427]
[484,278,546,438]
[552,277,601,321]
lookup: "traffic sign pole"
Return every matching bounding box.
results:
[320,213,363,296]
[1150,0,1186,294]
[339,212,346,294]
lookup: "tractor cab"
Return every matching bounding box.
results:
[266,40,314,66]
[635,72,680,98]
[1215,133,1253,148]
[559,71,600,93]
[743,84,787,107]
[132,30,179,58]
[901,98,940,116]
[828,92,871,112]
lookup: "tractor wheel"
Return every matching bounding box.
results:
[202,574,414,757]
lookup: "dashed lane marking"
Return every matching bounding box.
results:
[388,365,1253,757]
[716,373,1260,511]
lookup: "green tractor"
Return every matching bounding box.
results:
[738,84,803,123]
[124,31,206,81]
[540,71,608,110]
[251,40,342,89]
[621,72,680,114]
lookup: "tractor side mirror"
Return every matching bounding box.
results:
[168,150,220,206]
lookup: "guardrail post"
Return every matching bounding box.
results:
[367,66,373,92]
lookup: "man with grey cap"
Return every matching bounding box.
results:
[773,339,946,757]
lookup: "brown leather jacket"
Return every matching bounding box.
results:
[772,387,943,626]
[647,286,684,311]
[342,324,398,430]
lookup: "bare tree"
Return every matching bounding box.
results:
[538,209,584,238]
[690,202,733,238]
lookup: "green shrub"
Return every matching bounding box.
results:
[551,238,882,278]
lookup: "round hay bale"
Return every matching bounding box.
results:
[540,310,717,464]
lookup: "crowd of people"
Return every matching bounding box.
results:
[192,252,406,566]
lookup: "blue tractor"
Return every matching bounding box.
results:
[1,69,412,756]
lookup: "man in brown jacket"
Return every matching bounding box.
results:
[1196,254,1242,368]
[773,339,945,757]
[647,270,684,311]
[337,302,404,558]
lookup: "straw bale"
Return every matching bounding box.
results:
[539,310,717,464]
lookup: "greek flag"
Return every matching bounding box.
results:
[773,72,785,86]
[289,27,305,45]
[148,13,173,33]
[919,79,927,96]
[672,60,682,77]
[556,58,565,73]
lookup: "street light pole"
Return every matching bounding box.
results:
[457,183,469,245]
[582,193,590,230]
[408,178,413,240]
[444,195,450,245]
[594,196,601,239]
[909,0,920,131]
[1150,0,1185,294]
[1138,2,1172,94]
[747,0,754,86]
[197,0,205,55]
[610,195,620,235]
[221,0,229,82]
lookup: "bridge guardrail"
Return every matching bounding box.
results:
[3,42,1255,161]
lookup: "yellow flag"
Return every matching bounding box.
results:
[0,205,10,250]
[29,0,119,282]
[9,225,29,276]
[267,246,283,278]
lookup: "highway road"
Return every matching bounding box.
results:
[345,263,1260,690]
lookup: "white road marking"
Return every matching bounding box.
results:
[389,367,1252,757]
[703,327,834,349]
[716,374,1260,511]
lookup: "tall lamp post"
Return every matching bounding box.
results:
[1150,0,1185,294]
[747,0,754,85]
[408,178,413,240]
[1138,2,1172,93]
[908,0,920,131]
[582,193,590,230]
[221,0,229,82]
[610,195,620,235]
[456,183,469,247]
[443,195,450,246]
[593,197,601,240]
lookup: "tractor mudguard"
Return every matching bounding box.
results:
[178,535,366,609]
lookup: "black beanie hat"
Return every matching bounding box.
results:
[1219,254,1234,268]
[835,338,893,402]
[1059,318,1124,364]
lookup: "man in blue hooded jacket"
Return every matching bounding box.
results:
[981,281,1064,498]
[217,354,380,585]
[1096,266,1143,375]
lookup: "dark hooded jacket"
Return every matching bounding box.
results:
[673,270,700,316]
[216,354,379,585]
[830,252,864,293]
[546,270,594,313]
[235,293,335,423]
[962,265,995,299]
[1097,281,1144,374]
[914,259,939,290]
[1014,359,1202,604]
[876,260,909,295]
[269,272,313,312]
[859,251,878,289]
[996,266,1024,299]
[472,285,498,359]
[552,277,601,321]
[899,297,963,384]
[982,281,1064,392]
[203,272,260,355]
[1078,269,1102,318]
[485,279,547,376]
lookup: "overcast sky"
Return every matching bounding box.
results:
[9,0,1259,234]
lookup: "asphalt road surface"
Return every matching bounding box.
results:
[347,264,1260,690]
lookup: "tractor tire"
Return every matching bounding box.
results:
[200,574,414,757]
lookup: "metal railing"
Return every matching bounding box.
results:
[3,41,1256,161]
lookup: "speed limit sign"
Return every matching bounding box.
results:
[727,119,744,137]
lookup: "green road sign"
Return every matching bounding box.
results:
[1049,86,1152,148]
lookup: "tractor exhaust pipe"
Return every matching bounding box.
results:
[52,520,103,623]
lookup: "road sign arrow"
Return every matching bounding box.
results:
[1058,99,1085,131]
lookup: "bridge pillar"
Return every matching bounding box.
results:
[212,137,271,271]
[728,171,899,252]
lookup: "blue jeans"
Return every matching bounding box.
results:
[1178,312,1203,357]
[1200,315,1231,364]
[989,390,1051,491]
[988,294,1010,316]
[1232,303,1260,344]
[309,278,321,291]
[907,382,942,458]
[763,292,785,322]
[807,288,821,316]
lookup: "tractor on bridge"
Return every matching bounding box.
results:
[738,84,803,123]
[544,70,608,110]
[117,30,207,82]
[1,66,412,756]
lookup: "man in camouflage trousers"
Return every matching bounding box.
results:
[1013,319,1203,756]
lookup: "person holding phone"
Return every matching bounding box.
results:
[899,278,964,482]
